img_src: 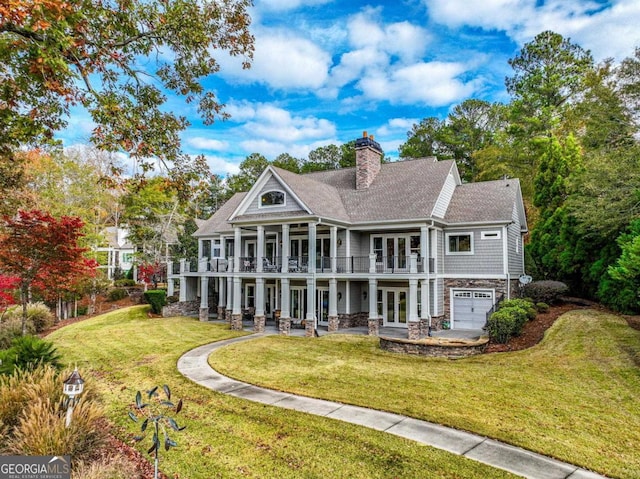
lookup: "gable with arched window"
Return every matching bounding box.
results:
[260,190,285,208]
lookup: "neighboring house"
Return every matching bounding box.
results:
[97,227,135,280]
[167,133,528,339]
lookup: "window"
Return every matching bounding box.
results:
[446,233,473,254]
[260,190,285,207]
[481,230,501,240]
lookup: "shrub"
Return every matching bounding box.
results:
[114,279,136,287]
[72,454,138,479]
[76,305,89,316]
[500,299,537,321]
[522,280,568,304]
[0,365,105,461]
[0,319,35,350]
[0,336,62,375]
[3,302,55,333]
[107,288,128,301]
[486,309,516,344]
[536,302,550,313]
[143,290,167,314]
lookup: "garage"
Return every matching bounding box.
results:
[451,290,494,329]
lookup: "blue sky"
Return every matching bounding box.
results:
[60,0,640,177]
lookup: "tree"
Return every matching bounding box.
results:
[0,210,97,334]
[506,31,593,134]
[0,275,19,321]
[272,153,301,173]
[0,0,254,182]
[602,220,640,313]
[399,117,450,159]
[226,153,270,194]
[301,144,343,173]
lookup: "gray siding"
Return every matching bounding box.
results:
[508,205,525,275]
[443,229,504,275]
[349,231,368,258]
[244,176,305,215]
[432,171,457,218]
[436,277,444,315]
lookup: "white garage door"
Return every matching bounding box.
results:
[452,290,494,329]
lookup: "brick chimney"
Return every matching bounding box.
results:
[355,131,383,190]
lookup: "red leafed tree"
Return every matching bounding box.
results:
[0,210,97,334]
[0,274,20,321]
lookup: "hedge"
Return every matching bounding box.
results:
[143,290,167,314]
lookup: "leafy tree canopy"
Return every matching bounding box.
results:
[0,0,254,182]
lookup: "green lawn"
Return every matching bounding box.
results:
[48,306,518,479]
[211,309,640,479]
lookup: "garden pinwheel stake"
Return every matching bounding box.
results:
[128,384,185,479]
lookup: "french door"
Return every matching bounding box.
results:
[381,288,408,327]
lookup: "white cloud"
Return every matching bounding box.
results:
[218,29,331,90]
[201,155,241,176]
[423,0,640,60]
[358,61,477,106]
[378,117,420,137]
[186,137,229,151]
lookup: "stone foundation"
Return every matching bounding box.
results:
[199,307,210,322]
[368,318,379,336]
[408,321,421,340]
[217,307,226,321]
[253,315,265,332]
[279,317,291,336]
[305,319,315,337]
[230,314,243,331]
[379,336,489,358]
[328,316,339,333]
[162,300,199,318]
[338,312,369,329]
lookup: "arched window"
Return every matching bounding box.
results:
[260,190,285,207]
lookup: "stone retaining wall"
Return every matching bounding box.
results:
[379,336,489,358]
[162,300,199,317]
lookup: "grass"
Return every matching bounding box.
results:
[211,309,640,479]
[48,306,518,479]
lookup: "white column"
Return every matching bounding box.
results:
[257,225,265,273]
[409,279,419,322]
[306,278,316,322]
[179,278,186,302]
[220,236,227,260]
[329,278,338,317]
[218,278,226,309]
[255,277,265,317]
[226,276,233,311]
[232,277,242,315]
[368,279,377,319]
[308,222,316,273]
[200,277,209,309]
[234,227,241,273]
[167,278,174,296]
[369,253,376,274]
[330,226,338,273]
[281,224,290,273]
[410,253,418,274]
[421,226,429,273]
[345,280,351,314]
[280,278,290,318]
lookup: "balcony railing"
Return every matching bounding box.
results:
[173,255,436,275]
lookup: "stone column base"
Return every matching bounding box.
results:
[217,307,226,321]
[279,317,291,336]
[420,318,431,337]
[253,315,266,332]
[368,318,379,336]
[328,316,339,333]
[199,307,210,322]
[408,321,420,340]
[230,314,243,331]
[305,319,315,337]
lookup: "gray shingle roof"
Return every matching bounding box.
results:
[194,158,526,236]
[444,178,521,223]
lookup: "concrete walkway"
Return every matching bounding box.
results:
[177,334,607,479]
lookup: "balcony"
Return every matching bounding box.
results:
[171,255,435,276]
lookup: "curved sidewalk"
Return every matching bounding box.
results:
[177,334,607,479]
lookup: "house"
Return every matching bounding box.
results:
[96,226,135,280]
[166,132,528,339]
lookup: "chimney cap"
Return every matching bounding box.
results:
[355,134,382,152]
